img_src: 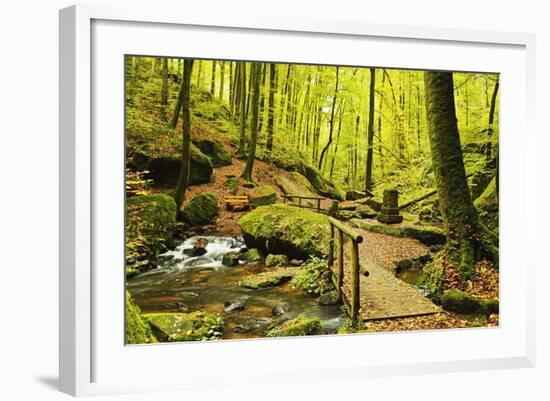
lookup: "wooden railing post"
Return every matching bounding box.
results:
[336,229,344,303]
[350,240,360,324]
[317,198,321,213]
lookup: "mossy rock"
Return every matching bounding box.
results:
[249,185,277,208]
[239,269,296,289]
[440,289,484,314]
[142,144,214,186]
[266,317,325,337]
[144,311,223,342]
[182,192,219,226]
[265,254,289,267]
[350,219,445,246]
[241,248,262,262]
[318,290,339,306]
[193,138,232,167]
[239,204,330,259]
[291,257,334,295]
[125,291,156,344]
[126,194,176,267]
[302,165,344,201]
[276,173,318,207]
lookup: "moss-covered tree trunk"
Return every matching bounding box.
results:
[318,66,339,170]
[238,63,247,155]
[365,67,376,191]
[210,60,216,96]
[486,78,499,162]
[424,71,493,280]
[241,62,261,182]
[173,59,194,212]
[160,58,169,121]
[266,63,276,152]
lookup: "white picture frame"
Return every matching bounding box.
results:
[59,4,536,397]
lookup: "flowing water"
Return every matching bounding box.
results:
[127,235,346,339]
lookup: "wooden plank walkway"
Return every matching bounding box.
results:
[335,229,441,321]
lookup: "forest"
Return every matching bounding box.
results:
[124,56,499,344]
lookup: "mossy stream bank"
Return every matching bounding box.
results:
[127,235,345,341]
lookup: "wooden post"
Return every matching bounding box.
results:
[317,198,321,213]
[336,229,344,302]
[328,223,334,267]
[283,196,287,204]
[298,198,302,208]
[350,240,360,324]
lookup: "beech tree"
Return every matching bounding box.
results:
[173,59,194,211]
[241,62,262,181]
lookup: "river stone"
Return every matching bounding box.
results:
[144,312,223,342]
[240,248,262,263]
[318,290,339,306]
[265,254,289,267]
[266,317,325,337]
[222,252,241,266]
[272,304,290,317]
[239,269,296,289]
[223,298,247,313]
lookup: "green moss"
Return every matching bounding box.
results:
[224,175,238,195]
[125,291,156,344]
[241,248,262,262]
[337,319,359,335]
[182,192,219,226]
[249,185,277,208]
[193,138,232,167]
[144,311,223,342]
[265,254,289,267]
[291,257,334,295]
[239,204,330,259]
[239,269,296,289]
[422,254,445,299]
[126,194,176,267]
[440,289,483,314]
[266,317,325,337]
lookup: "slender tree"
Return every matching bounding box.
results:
[238,63,247,155]
[365,68,376,191]
[318,67,340,170]
[218,61,225,102]
[241,62,262,181]
[170,66,186,128]
[173,59,194,212]
[210,61,216,96]
[486,78,499,162]
[266,63,276,152]
[160,58,169,121]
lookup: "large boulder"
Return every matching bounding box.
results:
[266,317,325,337]
[182,192,219,226]
[193,138,232,167]
[239,204,330,259]
[350,219,445,246]
[134,144,213,186]
[126,194,176,270]
[144,311,223,341]
[125,292,156,344]
[249,185,277,208]
[440,289,499,315]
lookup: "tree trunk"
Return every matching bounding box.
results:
[169,67,186,129]
[365,68,376,191]
[486,78,499,162]
[173,60,194,212]
[266,63,276,152]
[258,64,267,133]
[210,60,216,96]
[238,63,247,155]
[330,102,346,179]
[424,71,494,280]
[241,63,262,182]
[218,61,225,102]
[318,67,339,170]
[160,58,169,121]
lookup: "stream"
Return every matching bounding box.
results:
[126,235,346,339]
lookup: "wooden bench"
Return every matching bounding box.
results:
[224,195,250,211]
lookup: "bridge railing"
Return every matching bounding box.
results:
[327,216,364,324]
[282,194,325,212]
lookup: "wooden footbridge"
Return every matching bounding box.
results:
[327,216,441,325]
